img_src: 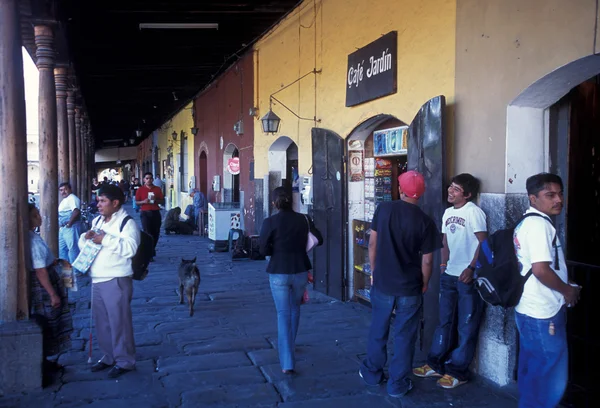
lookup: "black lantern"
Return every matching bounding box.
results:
[172,131,177,140]
[190,127,199,135]
[135,129,142,138]
[129,138,135,145]
[261,109,281,133]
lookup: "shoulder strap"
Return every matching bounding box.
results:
[518,212,560,269]
[304,215,311,230]
[93,216,103,228]
[120,215,133,233]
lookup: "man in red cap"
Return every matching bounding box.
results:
[359,170,442,398]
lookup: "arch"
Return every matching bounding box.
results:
[268,136,300,211]
[268,135,295,152]
[222,143,240,202]
[506,55,600,193]
[345,113,406,141]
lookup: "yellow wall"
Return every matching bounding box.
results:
[253,0,456,177]
[455,0,598,193]
[156,102,195,209]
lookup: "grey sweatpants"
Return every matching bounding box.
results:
[92,277,136,369]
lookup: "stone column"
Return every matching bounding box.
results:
[67,87,77,188]
[35,24,59,256]
[82,123,89,201]
[75,106,82,197]
[0,0,43,394]
[55,66,69,184]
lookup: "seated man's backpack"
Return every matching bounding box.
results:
[475,213,558,308]
[120,216,154,280]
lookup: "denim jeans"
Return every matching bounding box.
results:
[59,221,82,266]
[515,307,568,408]
[360,286,422,395]
[269,272,308,371]
[427,272,483,381]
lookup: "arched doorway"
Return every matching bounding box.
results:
[223,143,240,203]
[506,55,600,408]
[268,136,300,212]
[198,150,208,200]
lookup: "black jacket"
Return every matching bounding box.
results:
[259,209,323,274]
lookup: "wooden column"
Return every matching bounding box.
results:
[35,25,59,256]
[67,88,77,188]
[0,0,31,320]
[82,124,89,201]
[54,66,69,184]
[75,106,81,197]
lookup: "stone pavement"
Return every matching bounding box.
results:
[2,204,519,408]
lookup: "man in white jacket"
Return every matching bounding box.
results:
[79,184,140,378]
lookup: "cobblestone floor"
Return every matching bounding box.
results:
[1,204,519,407]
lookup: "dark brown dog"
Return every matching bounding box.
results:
[178,257,201,316]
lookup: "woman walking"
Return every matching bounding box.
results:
[28,203,74,383]
[259,187,323,374]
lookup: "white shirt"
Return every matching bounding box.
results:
[59,193,81,225]
[154,178,163,188]
[442,201,487,277]
[78,207,140,283]
[514,207,568,319]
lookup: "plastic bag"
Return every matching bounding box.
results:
[72,240,102,273]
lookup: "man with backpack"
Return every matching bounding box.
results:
[79,184,141,378]
[513,173,581,408]
[413,173,487,389]
[359,170,442,398]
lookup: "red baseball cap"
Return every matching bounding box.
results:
[398,170,425,199]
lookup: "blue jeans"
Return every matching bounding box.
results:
[515,307,568,408]
[59,221,82,266]
[427,273,483,381]
[360,287,422,395]
[269,272,308,371]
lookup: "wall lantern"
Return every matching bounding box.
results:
[261,109,281,134]
[190,127,199,135]
[171,131,178,141]
[129,138,135,145]
[135,129,142,138]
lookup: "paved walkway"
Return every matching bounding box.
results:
[2,204,519,407]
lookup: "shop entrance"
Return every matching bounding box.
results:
[344,96,447,359]
[223,143,240,203]
[198,150,208,199]
[268,136,300,212]
[508,56,600,408]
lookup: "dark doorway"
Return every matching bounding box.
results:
[232,148,240,203]
[199,151,208,199]
[311,128,346,300]
[550,80,600,408]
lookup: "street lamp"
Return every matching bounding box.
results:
[191,127,199,135]
[261,109,281,134]
[172,131,177,141]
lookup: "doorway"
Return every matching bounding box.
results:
[198,151,208,199]
[507,55,600,408]
[548,80,599,408]
[268,136,300,212]
[223,143,240,203]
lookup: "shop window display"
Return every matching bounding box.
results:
[349,126,408,305]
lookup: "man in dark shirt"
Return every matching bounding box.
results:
[359,170,442,398]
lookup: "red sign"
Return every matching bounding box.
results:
[227,157,240,175]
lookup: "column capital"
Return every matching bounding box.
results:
[34,25,55,70]
[54,66,68,99]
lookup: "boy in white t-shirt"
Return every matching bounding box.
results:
[513,173,581,408]
[413,173,487,389]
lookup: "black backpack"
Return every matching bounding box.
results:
[93,215,153,281]
[475,213,559,308]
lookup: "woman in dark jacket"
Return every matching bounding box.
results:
[259,187,323,374]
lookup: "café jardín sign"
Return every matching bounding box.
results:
[346,31,397,107]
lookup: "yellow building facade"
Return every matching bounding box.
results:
[156,102,195,210]
[253,0,456,177]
